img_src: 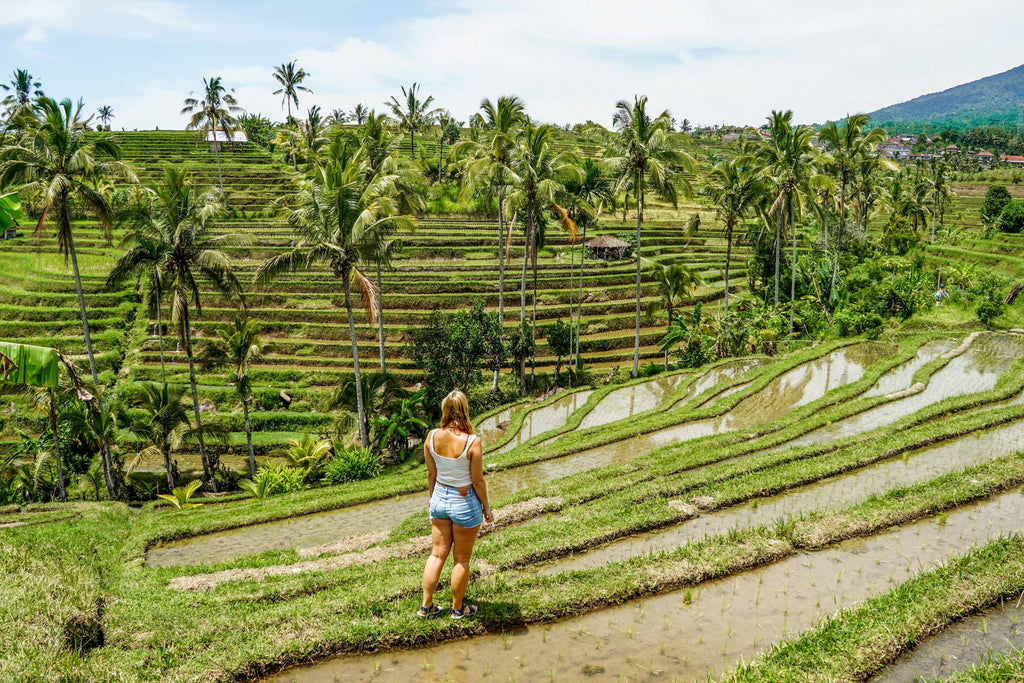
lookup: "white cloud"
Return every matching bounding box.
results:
[51,0,1024,128]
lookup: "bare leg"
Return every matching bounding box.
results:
[422,519,453,609]
[451,522,481,611]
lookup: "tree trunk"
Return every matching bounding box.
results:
[241,390,256,477]
[163,443,174,491]
[183,305,214,489]
[576,224,585,369]
[830,179,847,302]
[47,390,67,503]
[493,191,506,392]
[931,199,937,244]
[773,207,781,307]
[64,197,99,386]
[438,133,444,179]
[101,439,116,501]
[376,260,386,375]
[569,233,575,384]
[214,139,225,197]
[789,195,797,327]
[724,221,733,315]
[633,175,644,378]
[155,275,166,385]
[344,278,369,447]
[410,129,416,159]
[823,199,829,252]
[519,199,532,394]
[530,208,538,385]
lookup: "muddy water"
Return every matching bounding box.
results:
[862,339,957,398]
[493,390,594,453]
[784,334,1024,450]
[671,358,766,408]
[475,404,526,447]
[542,417,1024,573]
[147,345,887,567]
[267,487,1024,682]
[577,374,688,431]
[872,599,1024,682]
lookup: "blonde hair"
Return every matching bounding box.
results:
[440,390,473,434]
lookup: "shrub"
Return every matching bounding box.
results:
[976,299,1004,327]
[998,200,1024,234]
[322,447,381,485]
[981,184,1012,227]
[252,462,306,495]
[880,216,919,255]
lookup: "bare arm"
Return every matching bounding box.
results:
[424,430,437,497]
[469,437,493,523]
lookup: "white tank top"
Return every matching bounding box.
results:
[428,430,476,488]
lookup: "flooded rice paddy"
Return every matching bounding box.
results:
[783,334,1024,450]
[148,345,882,567]
[542,415,1024,573]
[268,485,1024,682]
[493,390,594,453]
[872,598,1024,682]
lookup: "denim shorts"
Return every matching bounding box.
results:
[429,484,483,528]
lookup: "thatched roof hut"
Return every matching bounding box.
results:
[584,234,631,260]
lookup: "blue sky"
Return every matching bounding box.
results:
[3,0,1023,130]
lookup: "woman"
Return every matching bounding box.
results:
[419,390,493,619]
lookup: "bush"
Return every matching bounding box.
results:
[881,216,919,255]
[981,184,1012,227]
[976,299,1004,327]
[251,462,306,496]
[998,200,1024,234]
[322,447,381,485]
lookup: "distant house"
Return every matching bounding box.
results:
[905,153,933,162]
[975,151,995,165]
[942,144,960,155]
[1002,155,1024,167]
[584,235,631,261]
[205,127,247,152]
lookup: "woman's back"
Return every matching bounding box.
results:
[428,429,475,488]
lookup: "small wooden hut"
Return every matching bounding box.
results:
[584,235,631,260]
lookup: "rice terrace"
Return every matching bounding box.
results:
[5,6,1024,681]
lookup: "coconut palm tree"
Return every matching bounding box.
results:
[562,157,615,367]
[96,105,114,130]
[1,69,43,120]
[386,82,441,159]
[62,391,122,500]
[456,95,527,341]
[0,96,136,385]
[923,158,955,243]
[505,123,579,389]
[199,314,267,477]
[817,114,887,301]
[647,263,704,369]
[107,188,172,383]
[255,138,414,447]
[350,103,369,126]
[272,60,311,124]
[181,76,242,196]
[127,382,211,491]
[705,156,766,317]
[156,167,247,487]
[605,96,693,377]
[755,111,824,315]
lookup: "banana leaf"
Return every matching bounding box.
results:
[0,341,58,388]
[0,192,24,231]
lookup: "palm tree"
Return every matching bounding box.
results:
[199,314,267,477]
[181,76,242,196]
[1,69,43,120]
[96,105,114,130]
[126,382,196,490]
[705,156,766,317]
[562,157,615,368]
[272,60,311,124]
[386,83,441,159]
[63,392,121,500]
[350,103,369,126]
[107,188,172,383]
[505,123,579,389]
[156,167,247,487]
[456,95,526,346]
[817,114,887,301]
[755,111,823,316]
[647,263,704,369]
[255,138,413,447]
[923,158,955,243]
[0,97,135,385]
[605,96,693,377]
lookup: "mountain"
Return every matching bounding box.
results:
[866,63,1024,131]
